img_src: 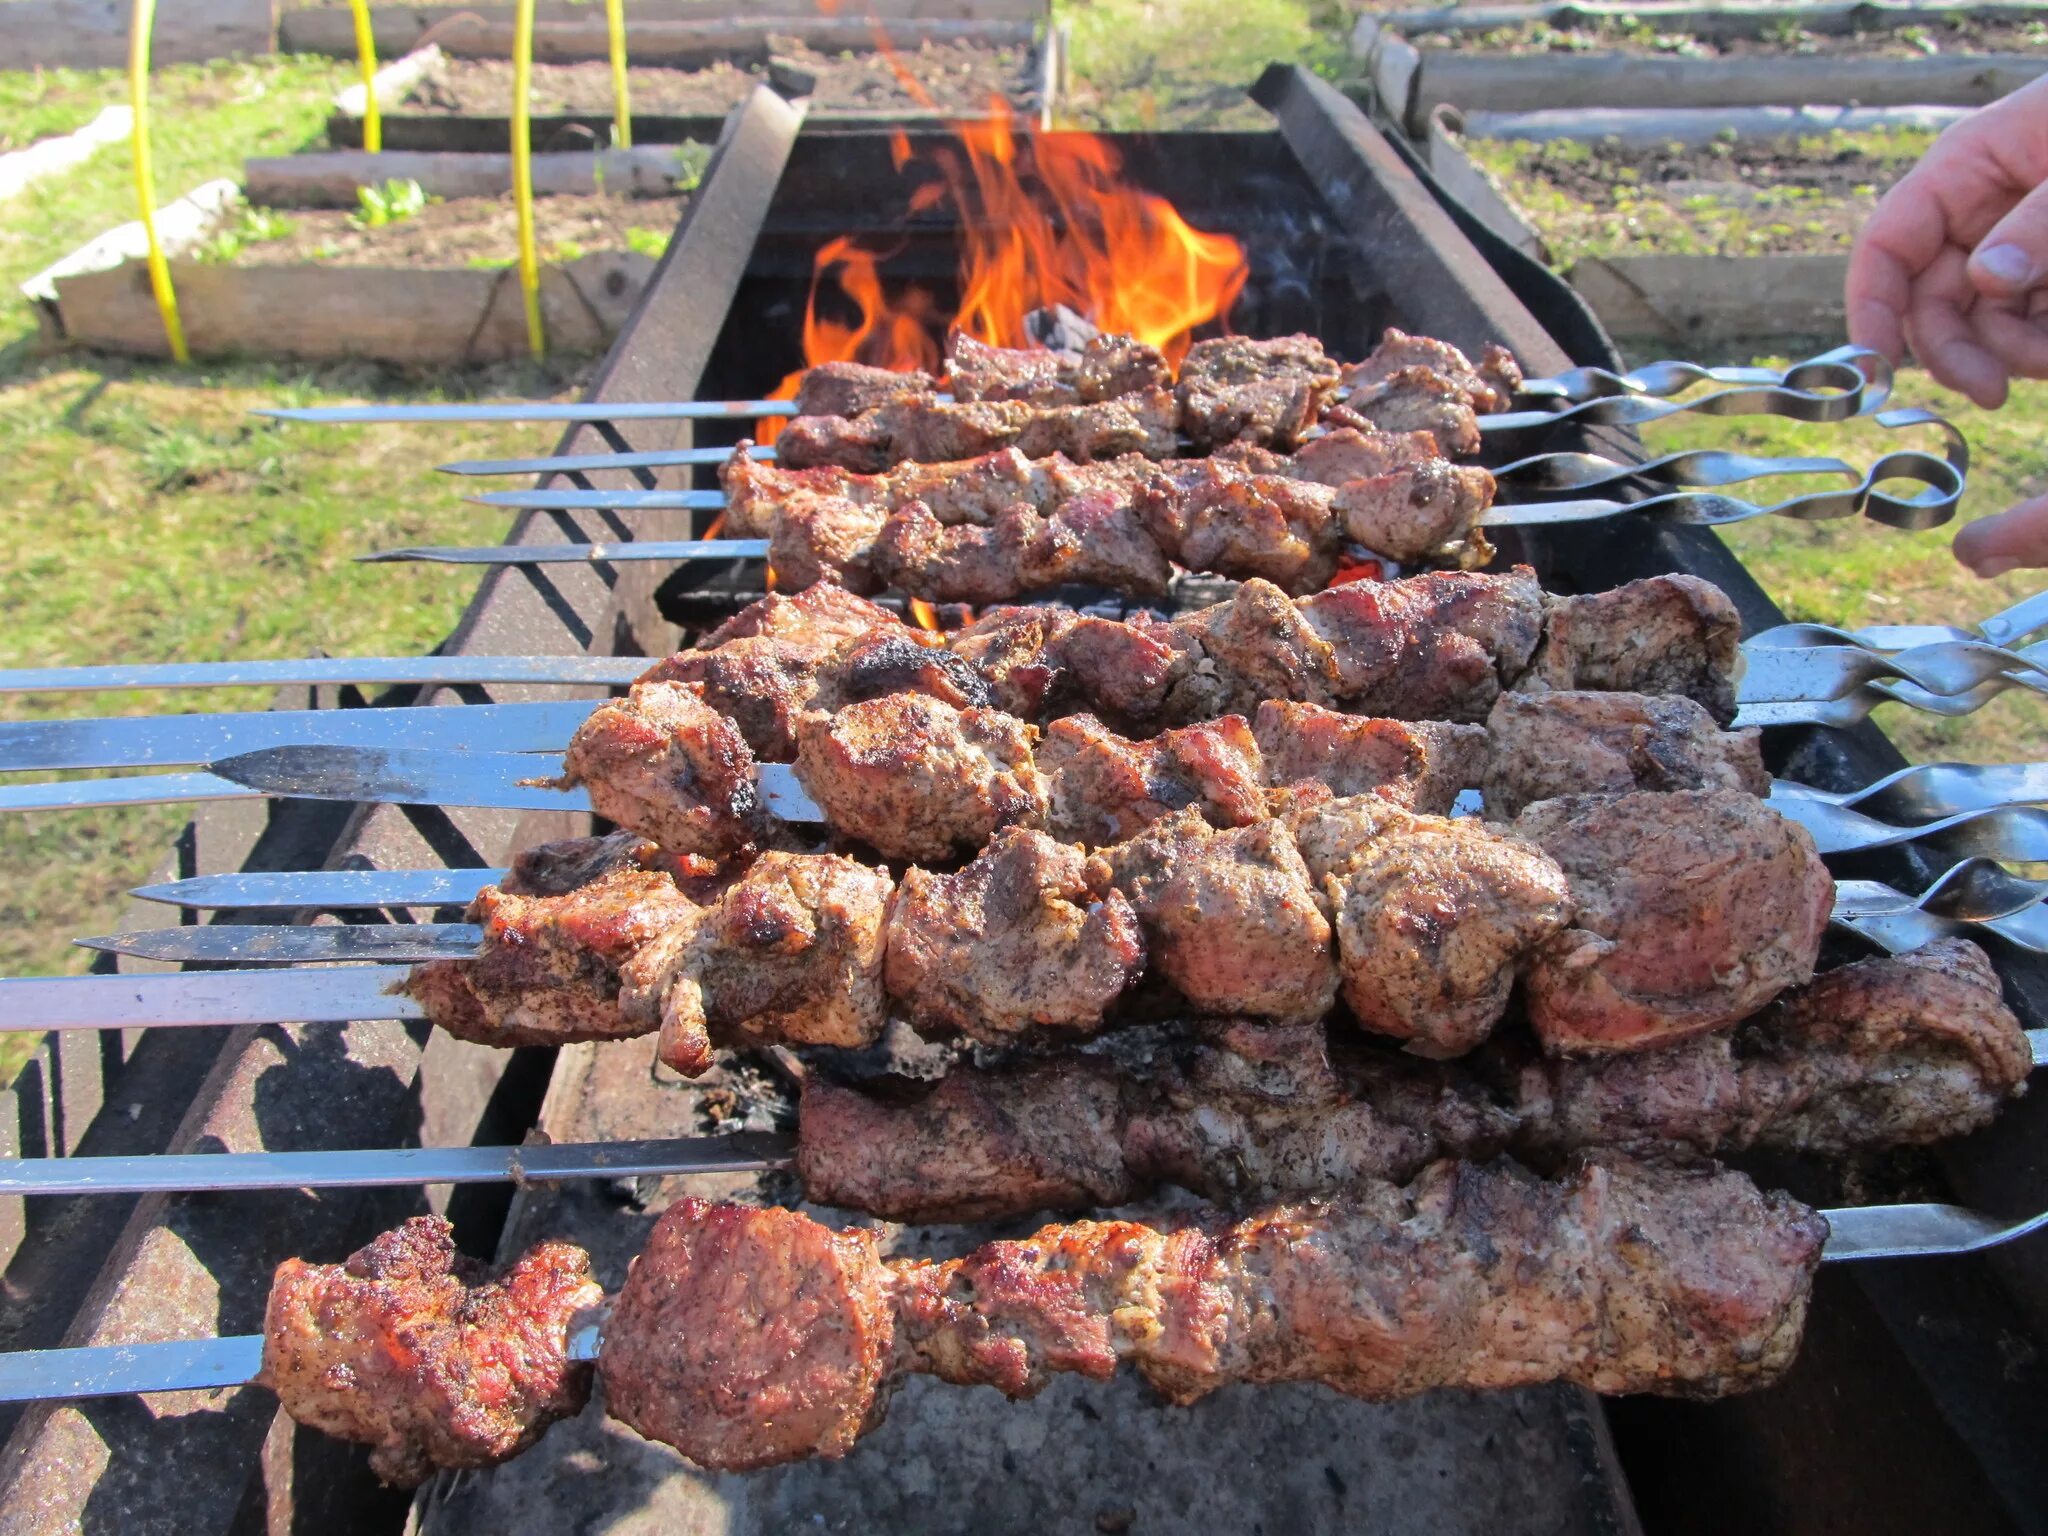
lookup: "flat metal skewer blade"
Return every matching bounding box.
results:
[1821,1202,2048,1260]
[257,401,797,424]
[0,772,259,814]
[0,699,598,774]
[0,1335,268,1404]
[0,1131,793,1197]
[77,924,485,965]
[440,445,773,476]
[468,489,727,511]
[0,967,422,1030]
[207,745,820,821]
[131,868,506,909]
[360,540,767,566]
[0,656,645,695]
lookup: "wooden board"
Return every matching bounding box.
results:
[0,0,274,68]
[53,250,656,363]
[281,8,1037,62]
[1407,51,2046,129]
[1568,251,1849,342]
[245,147,700,205]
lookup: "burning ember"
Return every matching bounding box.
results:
[759,100,1249,439]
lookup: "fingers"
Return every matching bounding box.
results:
[1906,245,2011,408]
[1847,176,1949,363]
[1969,178,2048,300]
[1955,491,2048,578]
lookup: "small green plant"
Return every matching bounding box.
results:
[1898,24,1939,53]
[351,177,431,229]
[625,225,670,259]
[670,141,712,193]
[548,238,587,263]
[196,204,295,263]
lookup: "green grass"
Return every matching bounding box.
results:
[1636,358,2048,767]
[1055,0,1348,130]
[0,57,350,347]
[0,60,592,1085]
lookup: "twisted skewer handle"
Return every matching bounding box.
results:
[1833,876,2048,956]
[1482,346,1892,431]
[1513,344,1891,408]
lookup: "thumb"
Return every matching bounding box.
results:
[1970,180,2048,300]
[1954,491,2048,577]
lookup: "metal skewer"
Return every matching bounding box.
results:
[0,655,647,695]
[1748,589,2048,654]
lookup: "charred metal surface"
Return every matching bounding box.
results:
[0,86,806,1536]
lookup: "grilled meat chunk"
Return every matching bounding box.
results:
[602,1198,896,1472]
[1515,790,1832,1054]
[947,331,1171,405]
[640,636,825,761]
[621,852,890,1076]
[260,1217,600,1486]
[1176,334,1342,450]
[1298,566,1546,720]
[1520,575,1745,725]
[1165,577,1344,721]
[792,360,937,419]
[499,829,708,899]
[1039,712,1269,844]
[767,492,891,592]
[1253,701,1487,815]
[559,682,765,858]
[776,392,1179,472]
[1483,691,1769,818]
[1341,328,1523,415]
[884,828,1145,1042]
[1742,938,2031,1152]
[1326,364,1481,456]
[613,1156,1823,1466]
[1092,806,1337,1021]
[1333,458,1496,566]
[872,495,1172,603]
[1221,425,1442,486]
[821,627,993,713]
[402,868,698,1048]
[697,581,901,652]
[1320,803,1574,1058]
[799,1056,1136,1223]
[792,693,1048,862]
[1138,461,1339,594]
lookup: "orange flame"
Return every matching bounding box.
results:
[907,596,943,631]
[758,94,1248,435]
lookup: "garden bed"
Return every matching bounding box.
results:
[46,190,679,362]
[1413,13,2048,55]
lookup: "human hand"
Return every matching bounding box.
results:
[1846,74,2048,410]
[1954,490,2048,577]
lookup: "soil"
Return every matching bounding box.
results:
[1474,135,1917,259]
[1415,16,2048,56]
[402,40,1036,118]
[218,192,686,267]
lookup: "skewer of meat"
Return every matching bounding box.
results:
[623,566,1742,771]
[720,426,1497,591]
[772,328,1520,472]
[797,939,2031,1223]
[259,1150,1822,1481]
[403,776,1832,1073]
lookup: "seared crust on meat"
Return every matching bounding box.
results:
[1253,701,1487,815]
[792,360,937,419]
[1322,808,1574,1058]
[1520,575,1745,725]
[1298,567,1546,721]
[1743,939,2030,1151]
[1176,334,1342,450]
[620,852,891,1076]
[259,1217,600,1486]
[1139,462,1339,595]
[1091,806,1337,1021]
[1515,790,1832,1054]
[601,1198,896,1471]
[1340,328,1523,416]
[1333,458,1496,566]
[1483,690,1769,818]
[559,681,765,858]
[1325,364,1481,456]
[640,636,825,761]
[884,828,1145,1042]
[946,331,1171,405]
[402,868,698,1047]
[696,581,900,652]
[1164,578,1343,721]
[792,693,1048,862]
[1039,713,1268,844]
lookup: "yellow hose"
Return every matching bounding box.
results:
[512,0,544,357]
[128,0,188,363]
[349,0,381,153]
[606,0,631,149]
